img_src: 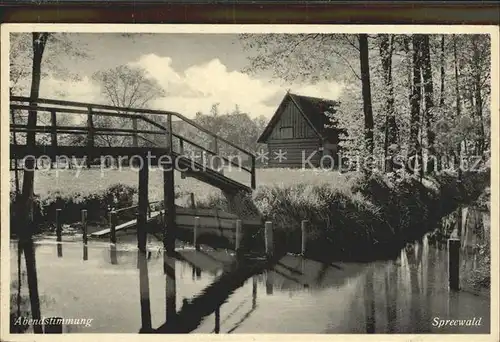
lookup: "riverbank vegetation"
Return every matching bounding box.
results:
[10,167,489,262]
[199,169,490,261]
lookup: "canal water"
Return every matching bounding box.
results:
[9,235,490,334]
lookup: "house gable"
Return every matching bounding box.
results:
[257,93,321,143]
[267,99,319,140]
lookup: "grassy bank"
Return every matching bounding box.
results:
[8,168,343,235]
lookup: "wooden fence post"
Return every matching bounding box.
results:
[109,211,117,244]
[190,193,196,209]
[56,209,62,242]
[448,238,460,291]
[301,220,308,256]
[194,217,200,251]
[235,219,242,251]
[265,221,273,257]
[81,209,88,245]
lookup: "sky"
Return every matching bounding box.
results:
[16,33,346,119]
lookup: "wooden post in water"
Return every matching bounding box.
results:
[265,221,273,257]
[235,219,242,251]
[56,209,63,257]
[301,220,308,256]
[194,217,200,251]
[109,211,117,244]
[81,209,88,245]
[138,160,149,253]
[190,193,196,209]
[448,238,460,291]
[56,209,62,242]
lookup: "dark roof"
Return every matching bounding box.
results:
[257,92,344,143]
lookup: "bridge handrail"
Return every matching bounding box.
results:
[10,96,256,158]
[10,96,257,189]
[10,124,253,173]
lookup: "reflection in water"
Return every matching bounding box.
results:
[447,289,460,318]
[384,263,397,333]
[21,238,43,333]
[252,276,257,310]
[110,244,118,265]
[164,253,177,322]
[10,233,490,334]
[44,317,63,333]
[265,271,274,295]
[138,251,152,332]
[364,267,375,333]
[57,243,63,258]
[214,306,220,333]
[191,265,202,280]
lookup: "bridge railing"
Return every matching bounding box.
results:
[10,96,256,189]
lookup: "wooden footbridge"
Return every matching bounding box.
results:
[10,96,258,253]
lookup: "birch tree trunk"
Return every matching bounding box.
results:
[359,34,374,160]
[379,34,398,172]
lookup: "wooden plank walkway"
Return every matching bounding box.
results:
[90,207,262,238]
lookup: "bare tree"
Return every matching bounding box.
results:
[91,65,165,147]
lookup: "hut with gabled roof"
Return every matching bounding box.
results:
[257,91,345,168]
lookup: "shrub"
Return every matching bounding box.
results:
[10,183,138,236]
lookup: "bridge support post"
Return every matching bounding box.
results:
[163,169,176,256]
[138,161,149,253]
